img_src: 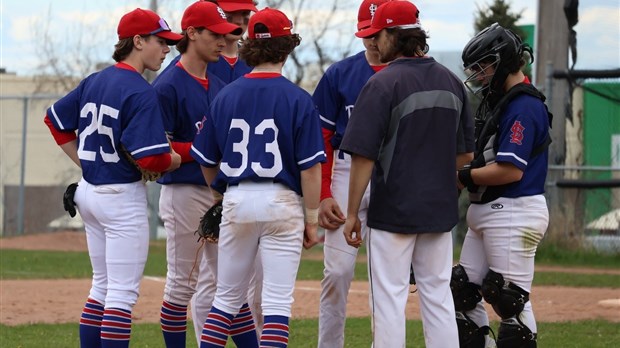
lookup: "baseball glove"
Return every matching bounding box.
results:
[63,182,78,218]
[196,201,223,243]
[119,144,163,182]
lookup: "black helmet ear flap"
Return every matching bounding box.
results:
[522,43,534,65]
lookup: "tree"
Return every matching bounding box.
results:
[473,0,532,78]
[474,0,526,39]
[263,0,358,89]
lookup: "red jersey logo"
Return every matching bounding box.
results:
[510,121,525,145]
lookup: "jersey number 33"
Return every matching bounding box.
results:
[221,118,283,178]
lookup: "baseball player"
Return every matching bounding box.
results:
[186,0,265,341]
[43,8,182,348]
[205,0,258,83]
[454,23,551,348]
[340,1,474,347]
[160,0,257,83]
[151,2,259,348]
[311,0,390,346]
[190,8,325,347]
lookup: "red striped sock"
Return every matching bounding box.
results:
[200,306,234,348]
[260,315,289,348]
[230,303,258,347]
[101,307,132,348]
[79,297,104,348]
[160,300,187,347]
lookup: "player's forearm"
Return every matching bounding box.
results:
[201,165,219,187]
[320,128,335,201]
[456,152,473,169]
[59,140,81,168]
[170,141,194,163]
[301,163,321,210]
[347,154,374,216]
[468,162,523,186]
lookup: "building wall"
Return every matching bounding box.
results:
[1,73,81,235]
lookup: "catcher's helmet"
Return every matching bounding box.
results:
[462,23,530,99]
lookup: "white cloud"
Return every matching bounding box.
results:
[573,6,620,69]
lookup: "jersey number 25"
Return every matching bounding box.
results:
[77,102,120,163]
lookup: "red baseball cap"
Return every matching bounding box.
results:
[355,0,422,38]
[182,1,243,35]
[248,8,293,39]
[117,8,182,44]
[217,0,258,12]
[357,0,391,31]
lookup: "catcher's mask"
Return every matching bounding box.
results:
[462,23,532,100]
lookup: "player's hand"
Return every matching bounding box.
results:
[318,198,346,229]
[303,222,320,249]
[343,214,363,248]
[167,151,182,172]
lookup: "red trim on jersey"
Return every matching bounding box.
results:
[245,72,281,79]
[523,76,531,84]
[320,127,335,201]
[170,141,194,163]
[115,62,137,72]
[44,114,77,145]
[136,153,172,172]
[176,61,209,90]
[222,55,238,66]
[371,64,387,73]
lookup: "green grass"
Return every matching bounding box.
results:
[2,246,618,288]
[1,319,618,348]
[535,242,620,268]
[534,271,620,288]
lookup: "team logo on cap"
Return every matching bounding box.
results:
[369,3,378,17]
[217,6,227,19]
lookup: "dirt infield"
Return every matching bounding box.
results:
[1,231,619,326]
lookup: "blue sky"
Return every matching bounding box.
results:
[1,0,618,77]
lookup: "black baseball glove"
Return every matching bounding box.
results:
[63,182,79,218]
[196,201,223,243]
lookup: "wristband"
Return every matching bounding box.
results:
[304,208,319,225]
[458,168,475,187]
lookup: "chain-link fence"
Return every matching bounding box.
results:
[2,96,619,254]
[0,94,162,238]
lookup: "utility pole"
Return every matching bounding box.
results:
[146,0,161,240]
[536,0,569,166]
[536,0,575,244]
[144,0,159,83]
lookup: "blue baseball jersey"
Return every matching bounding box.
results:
[495,93,550,197]
[312,51,375,150]
[153,63,227,185]
[47,64,170,185]
[160,55,252,85]
[191,75,326,195]
[207,55,253,84]
[158,55,181,78]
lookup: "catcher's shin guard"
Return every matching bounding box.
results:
[481,269,529,320]
[497,317,536,348]
[456,312,489,348]
[451,264,483,312]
